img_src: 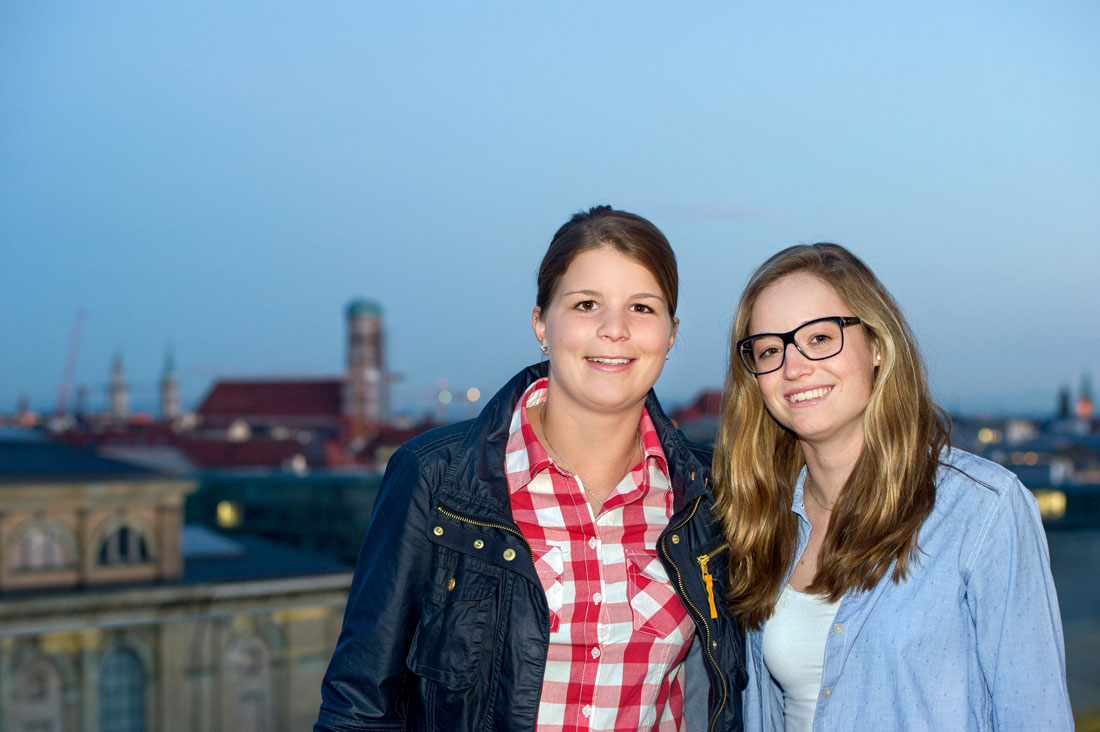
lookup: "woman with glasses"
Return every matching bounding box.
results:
[712,243,1071,731]
[316,206,745,732]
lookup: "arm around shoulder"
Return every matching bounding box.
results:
[315,445,434,731]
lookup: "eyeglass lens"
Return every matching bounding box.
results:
[743,319,845,374]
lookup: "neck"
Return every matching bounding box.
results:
[800,437,863,509]
[533,383,644,479]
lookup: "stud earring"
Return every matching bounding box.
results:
[876,354,881,362]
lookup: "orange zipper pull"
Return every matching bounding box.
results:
[699,555,718,619]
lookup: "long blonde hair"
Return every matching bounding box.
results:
[712,244,949,630]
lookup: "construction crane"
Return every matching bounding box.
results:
[56,309,87,417]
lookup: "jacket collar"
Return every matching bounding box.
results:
[435,362,711,525]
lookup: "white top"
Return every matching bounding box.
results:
[761,583,841,732]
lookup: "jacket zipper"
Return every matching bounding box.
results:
[696,542,728,620]
[660,492,728,732]
[435,504,534,560]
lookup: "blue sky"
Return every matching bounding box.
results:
[2,1,1098,418]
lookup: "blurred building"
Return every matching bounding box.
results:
[159,349,181,421]
[108,353,129,422]
[43,298,432,473]
[342,299,388,432]
[0,433,351,732]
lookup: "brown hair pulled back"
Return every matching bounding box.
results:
[536,205,678,317]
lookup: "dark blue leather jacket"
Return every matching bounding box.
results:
[316,363,745,732]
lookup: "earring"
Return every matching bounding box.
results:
[540,343,548,354]
[666,350,672,361]
[876,354,881,362]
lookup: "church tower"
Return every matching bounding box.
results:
[109,352,130,421]
[343,299,388,429]
[1076,374,1094,422]
[160,347,181,420]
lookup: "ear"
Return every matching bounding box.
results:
[531,307,546,344]
[668,316,679,350]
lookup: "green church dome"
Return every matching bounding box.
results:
[346,299,383,317]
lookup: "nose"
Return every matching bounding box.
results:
[782,342,812,379]
[597,310,629,341]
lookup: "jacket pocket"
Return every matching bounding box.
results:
[532,545,564,633]
[626,550,690,639]
[406,563,500,689]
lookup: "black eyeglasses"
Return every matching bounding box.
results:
[737,316,862,375]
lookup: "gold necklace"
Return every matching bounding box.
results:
[538,405,640,511]
[804,475,836,512]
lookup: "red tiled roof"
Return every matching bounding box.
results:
[197,379,343,418]
[176,438,305,469]
[671,389,724,422]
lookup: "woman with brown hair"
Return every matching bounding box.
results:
[316,206,745,732]
[712,243,1071,731]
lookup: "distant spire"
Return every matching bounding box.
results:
[1077,374,1094,421]
[109,351,130,420]
[1057,384,1071,420]
[160,344,181,419]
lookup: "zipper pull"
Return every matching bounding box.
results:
[698,554,718,619]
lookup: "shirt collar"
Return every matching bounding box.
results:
[504,377,669,494]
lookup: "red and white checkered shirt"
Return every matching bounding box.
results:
[505,378,694,732]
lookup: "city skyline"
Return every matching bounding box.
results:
[3,2,1098,417]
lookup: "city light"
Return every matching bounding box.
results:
[977,428,1003,444]
[1034,490,1067,520]
[466,387,481,402]
[216,500,243,529]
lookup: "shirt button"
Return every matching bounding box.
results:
[591,647,601,659]
[833,623,843,634]
[502,548,516,561]
[822,687,832,698]
[582,705,592,717]
[593,593,602,604]
[589,537,598,549]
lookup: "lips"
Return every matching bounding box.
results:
[786,386,832,403]
[586,356,633,365]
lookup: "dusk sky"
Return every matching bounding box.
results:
[3,2,1098,418]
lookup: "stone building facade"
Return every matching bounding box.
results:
[0,437,352,732]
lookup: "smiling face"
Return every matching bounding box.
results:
[749,272,878,455]
[533,246,678,419]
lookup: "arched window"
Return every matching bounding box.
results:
[13,656,64,732]
[97,526,150,565]
[11,522,77,572]
[229,636,273,732]
[98,648,145,732]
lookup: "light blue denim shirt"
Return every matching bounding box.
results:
[742,448,1073,731]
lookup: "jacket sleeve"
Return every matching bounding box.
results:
[965,476,1074,731]
[315,445,433,731]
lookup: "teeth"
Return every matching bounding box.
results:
[588,357,630,365]
[787,387,830,403]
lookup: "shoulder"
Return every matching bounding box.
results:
[932,448,1045,569]
[385,419,478,486]
[680,435,714,466]
[936,447,1023,498]
[400,419,475,460]
[643,390,714,481]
